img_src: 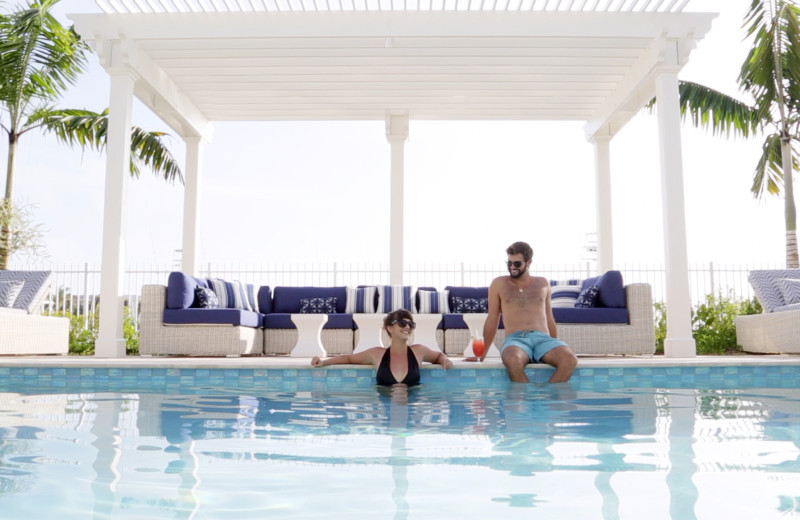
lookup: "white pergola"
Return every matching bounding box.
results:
[69,0,715,358]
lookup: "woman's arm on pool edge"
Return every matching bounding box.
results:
[415,345,453,370]
[311,348,381,368]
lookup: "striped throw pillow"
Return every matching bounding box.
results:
[377,285,415,313]
[208,279,252,311]
[208,279,229,308]
[550,279,582,287]
[346,286,377,313]
[231,281,252,311]
[551,285,582,307]
[245,283,259,313]
[417,289,449,313]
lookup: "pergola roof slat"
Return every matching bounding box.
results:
[71,2,714,138]
[96,0,690,11]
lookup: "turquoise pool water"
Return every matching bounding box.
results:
[1,365,800,519]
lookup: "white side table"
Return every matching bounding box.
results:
[290,314,328,357]
[462,313,500,358]
[352,313,386,354]
[413,314,442,353]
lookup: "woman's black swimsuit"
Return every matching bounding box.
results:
[376,347,420,387]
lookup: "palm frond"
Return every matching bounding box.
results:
[751,131,800,198]
[648,81,761,138]
[28,107,106,148]
[32,108,183,184]
[0,0,88,131]
[130,127,183,184]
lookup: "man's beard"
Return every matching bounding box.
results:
[509,266,526,279]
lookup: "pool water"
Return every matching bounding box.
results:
[1,368,800,519]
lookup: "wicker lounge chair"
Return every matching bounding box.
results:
[736,269,800,353]
[0,270,69,355]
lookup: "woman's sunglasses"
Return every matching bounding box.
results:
[391,319,416,329]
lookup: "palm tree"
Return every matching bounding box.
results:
[660,0,800,267]
[0,0,182,269]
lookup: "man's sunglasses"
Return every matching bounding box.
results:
[391,319,416,329]
[507,260,525,268]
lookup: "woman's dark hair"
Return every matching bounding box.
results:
[383,308,413,334]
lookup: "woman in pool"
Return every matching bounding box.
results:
[311,308,452,386]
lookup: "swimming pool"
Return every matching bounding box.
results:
[1,363,800,519]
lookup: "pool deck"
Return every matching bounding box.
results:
[2,354,799,371]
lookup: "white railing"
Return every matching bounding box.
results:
[19,261,775,328]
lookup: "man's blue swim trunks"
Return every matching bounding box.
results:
[502,330,567,362]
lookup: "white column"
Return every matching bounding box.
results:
[592,136,614,274]
[96,72,135,358]
[655,71,696,358]
[181,136,204,276]
[386,113,409,285]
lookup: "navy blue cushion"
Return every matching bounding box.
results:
[167,272,209,309]
[442,314,503,330]
[445,286,488,312]
[552,307,628,324]
[257,286,272,314]
[451,296,488,313]
[272,286,348,314]
[163,308,262,327]
[263,313,355,329]
[581,270,625,308]
[597,270,625,308]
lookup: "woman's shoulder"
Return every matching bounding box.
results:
[409,343,434,356]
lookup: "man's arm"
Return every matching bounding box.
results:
[482,278,502,361]
[545,283,558,338]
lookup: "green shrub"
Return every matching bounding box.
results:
[692,293,740,354]
[51,311,98,355]
[52,307,139,355]
[654,292,762,355]
[654,301,667,354]
[124,308,139,356]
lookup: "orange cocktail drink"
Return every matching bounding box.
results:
[472,337,486,358]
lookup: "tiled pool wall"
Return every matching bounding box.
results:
[2,364,800,392]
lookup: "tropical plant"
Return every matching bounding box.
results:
[654,293,763,354]
[0,198,45,261]
[651,0,800,267]
[0,0,182,269]
[52,306,139,355]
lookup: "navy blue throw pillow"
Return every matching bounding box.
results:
[299,296,337,314]
[574,285,599,308]
[452,296,488,313]
[194,286,220,308]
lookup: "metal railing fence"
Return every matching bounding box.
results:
[18,261,776,328]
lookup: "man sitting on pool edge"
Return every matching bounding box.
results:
[478,241,578,383]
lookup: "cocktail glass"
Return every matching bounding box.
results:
[472,337,486,358]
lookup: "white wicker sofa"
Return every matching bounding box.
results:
[442,272,656,356]
[139,272,655,357]
[140,273,263,356]
[736,269,800,353]
[0,270,68,355]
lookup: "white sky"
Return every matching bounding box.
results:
[2,0,792,269]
